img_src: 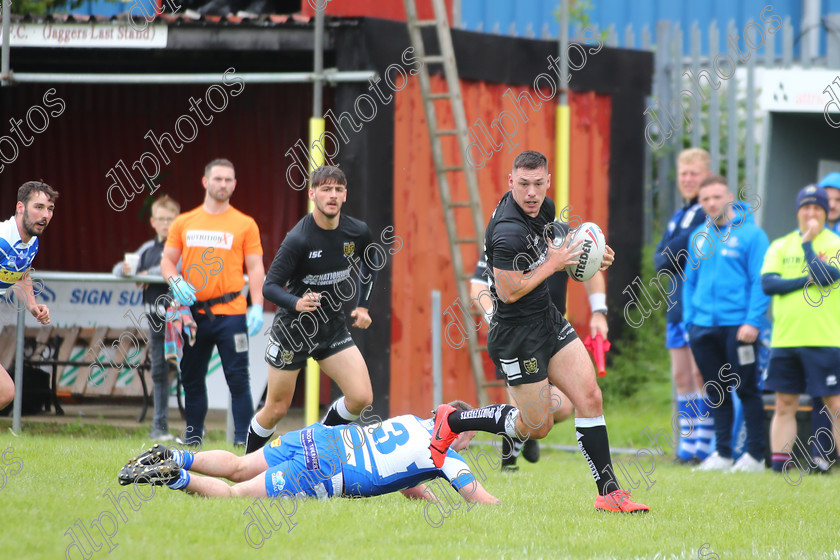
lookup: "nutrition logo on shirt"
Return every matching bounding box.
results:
[185,230,234,249]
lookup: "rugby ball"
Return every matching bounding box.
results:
[564,222,606,282]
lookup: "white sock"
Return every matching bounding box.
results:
[504,408,521,439]
[250,416,275,437]
[511,438,525,458]
[336,396,359,421]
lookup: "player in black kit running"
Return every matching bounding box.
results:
[430,151,649,513]
[245,166,379,453]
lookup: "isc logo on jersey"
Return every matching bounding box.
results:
[271,470,286,493]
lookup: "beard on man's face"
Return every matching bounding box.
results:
[22,209,47,237]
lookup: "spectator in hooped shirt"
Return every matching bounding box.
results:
[0,181,57,411]
[683,175,769,473]
[653,148,713,464]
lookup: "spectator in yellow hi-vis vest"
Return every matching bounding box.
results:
[761,184,840,478]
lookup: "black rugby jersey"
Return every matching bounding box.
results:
[485,191,568,320]
[472,255,569,315]
[264,213,375,321]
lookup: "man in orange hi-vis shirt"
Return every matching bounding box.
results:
[161,158,265,447]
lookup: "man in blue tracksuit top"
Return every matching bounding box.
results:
[684,175,769,472]
[818,172,840,235]
[654,148,712,463]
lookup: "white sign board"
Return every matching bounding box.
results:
[0,23,167,49]
[0,277,267,411]
[761,69,840,113]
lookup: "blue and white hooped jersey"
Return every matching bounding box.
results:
[339,415,476,497]
[262,415,476,500]
[0,216,39,294]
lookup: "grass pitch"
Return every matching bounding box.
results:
[1,418,838,560]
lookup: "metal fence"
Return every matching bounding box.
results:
[463,11,840,241]
[580,15,840,242]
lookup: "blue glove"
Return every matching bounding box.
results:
[247,305,264,336]
[170,275,197,306]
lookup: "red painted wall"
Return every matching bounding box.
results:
[389,75,612,415]
[565,91,612,336]
[0,83,311,277]
[301,0,453,22]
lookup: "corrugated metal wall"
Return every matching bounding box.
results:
[461,0,819,56]
[389,74,612,415]
[463,0,559,36]
[0,82,311,279]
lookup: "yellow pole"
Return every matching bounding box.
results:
[554,106,570,215]
[305,117,326,425]
[556,0,571,313]
[556,0,571,217]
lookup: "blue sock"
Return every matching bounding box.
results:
[811,398,832,461]
[694,393,714,460]
[677,395,697,461]
[167,469,190,490]
[172,449,194,470]
[771,453,791,473]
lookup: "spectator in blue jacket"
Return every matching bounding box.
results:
[654,148,712,463]
[684,175,769,473]
[818,172,840,235]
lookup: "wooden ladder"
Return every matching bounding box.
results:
[403,0,490,405]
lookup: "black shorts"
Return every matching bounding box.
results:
[265,312,355,370]
[488,304,578,386]
[764,347,840,397]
